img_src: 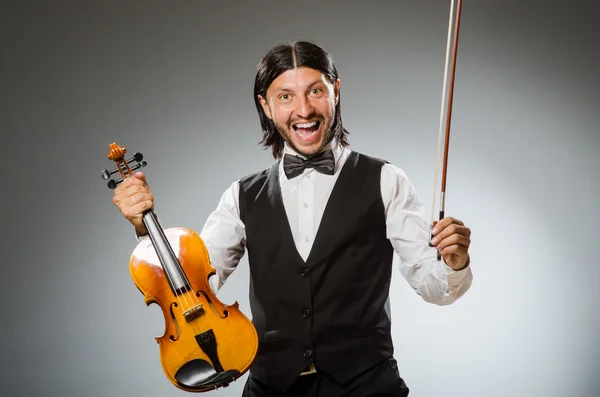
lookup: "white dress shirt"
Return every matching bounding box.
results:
[199,139,473,305]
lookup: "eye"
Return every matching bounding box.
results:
[310,87,323,95]
[279,93,290,101]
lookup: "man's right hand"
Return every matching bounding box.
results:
[112,172,154,237]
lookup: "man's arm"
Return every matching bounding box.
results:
[134,180,246,294]
[381,163,473,305]
[200,180,247,294]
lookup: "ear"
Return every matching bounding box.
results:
[334,79,340,106]
[257,95,272,120]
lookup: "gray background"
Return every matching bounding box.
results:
[1,0,598,396]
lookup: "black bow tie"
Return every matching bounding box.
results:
[283,150,335,179]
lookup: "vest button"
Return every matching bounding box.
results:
[303,349,313,358]
[302,308,311,318]
[300,267,310,277]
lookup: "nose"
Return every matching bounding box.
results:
[295,95,314,119]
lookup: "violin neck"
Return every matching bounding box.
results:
[142,210,192,296]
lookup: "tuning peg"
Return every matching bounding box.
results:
[104,161,147,189]
[101,159,148,180]
[101,168,116,180]
[130,160,147,172]
[107,179,120,189]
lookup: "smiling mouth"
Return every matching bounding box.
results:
[293,120,320,137]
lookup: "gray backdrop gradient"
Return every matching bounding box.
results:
[1,1,598,396]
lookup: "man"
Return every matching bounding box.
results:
[113,41,473,397]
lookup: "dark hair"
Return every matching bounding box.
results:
[253,40,349,159]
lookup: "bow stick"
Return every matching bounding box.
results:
[430,0,464,261]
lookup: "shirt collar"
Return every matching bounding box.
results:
[278,138,349,180]
[282,137,344,164]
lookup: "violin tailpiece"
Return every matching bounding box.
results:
[195,329,225,373]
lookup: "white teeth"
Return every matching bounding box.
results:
[294,121,317,128]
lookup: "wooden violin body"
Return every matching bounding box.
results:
[102,143,258,392]
[130,226,258,392]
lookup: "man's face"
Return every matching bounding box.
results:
[258,66,340,157]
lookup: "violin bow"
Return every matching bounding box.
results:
[430,0,464,261]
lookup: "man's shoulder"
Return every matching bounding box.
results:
[349,150,410,181]
[235,163,279,221]
[349,150,390,168]
[238,162,279,190]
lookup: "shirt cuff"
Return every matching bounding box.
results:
[443,256,472,287]
[135,229,149,242]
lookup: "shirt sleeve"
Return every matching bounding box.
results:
[199,180,247,294]
[381,163,473,305]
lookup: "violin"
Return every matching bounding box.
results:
[101,142,258,392]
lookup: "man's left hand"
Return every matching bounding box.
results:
[430,217,471,270]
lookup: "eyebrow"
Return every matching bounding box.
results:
[273,79,324,94]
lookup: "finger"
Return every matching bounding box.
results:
[133,171,147,182]
[439,243,468,258]
[431,224,470,245]
[122,199,154,219]
[115,182,151,201]
[437,216,464,229]
[127,192,153,207]
[113,189,153,210]
[114,176,148,194]
[431,217,463,235]
[436,233,471,251]
[440,224,471,239]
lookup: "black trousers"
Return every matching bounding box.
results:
[241,356,409,397]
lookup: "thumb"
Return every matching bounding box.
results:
[133,171,147,182]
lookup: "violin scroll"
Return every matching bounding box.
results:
[101,142,147,189]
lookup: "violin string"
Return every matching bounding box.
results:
[152,233,207,337]
[153,224,195,312]
[144,226,198,334]
[178,236,206,310]
[170,234,217,335]
[163,232,203,315]
[431,0,456,227]
[148,200,211,336]
[141,213,205,335]
[122,167,188,314]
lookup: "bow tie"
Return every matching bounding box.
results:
[283,149,336,179]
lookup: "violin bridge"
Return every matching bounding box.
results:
[183,304,204,322]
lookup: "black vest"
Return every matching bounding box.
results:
[238,151,395,391]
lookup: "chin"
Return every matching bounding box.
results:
[293,139,324,156]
